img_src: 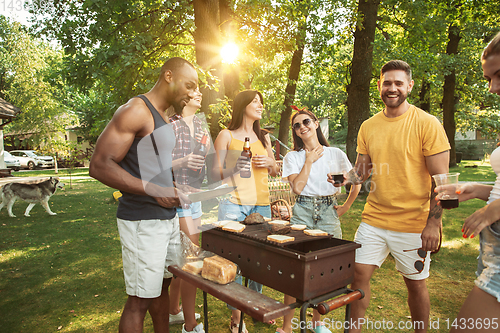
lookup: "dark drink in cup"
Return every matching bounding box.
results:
[440,198,459,209]
[329,173,344,185]
[432,173,461,209]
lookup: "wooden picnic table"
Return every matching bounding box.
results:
[168,265,291,332]
[168,265,364,333]
[168,265,363,333]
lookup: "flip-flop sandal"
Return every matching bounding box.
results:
[230,320,248,333]
[276,328,286,333]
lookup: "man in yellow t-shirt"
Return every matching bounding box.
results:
[339,60,450,333]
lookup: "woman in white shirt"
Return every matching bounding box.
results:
[277,107,361,333]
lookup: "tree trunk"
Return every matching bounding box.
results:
[442,24,461,167]
[219,0,239,101]
[345,0,380,163]
[278,22,307,146]
[193,0,224,138]
[416,77,430,113]
[0,71,6,99]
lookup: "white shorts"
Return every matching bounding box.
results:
[354,222,431,280]
[117,217,180,298]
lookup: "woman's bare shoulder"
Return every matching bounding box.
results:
[214,129,232,148]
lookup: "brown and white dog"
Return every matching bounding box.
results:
[0,177,64,217]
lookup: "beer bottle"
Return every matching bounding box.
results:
[189,134,208,175]
[240,137,252,178]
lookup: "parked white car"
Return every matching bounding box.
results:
[3,151,21,171]
[9,150,55,170]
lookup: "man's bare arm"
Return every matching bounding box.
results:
[89,100,187,208]
[426,150,450,220]
[421,150,450,251]
[348,153,373,185]
[89,101,150,195]
[428,180,442,220]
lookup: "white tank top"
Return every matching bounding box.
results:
[487,146,500,205]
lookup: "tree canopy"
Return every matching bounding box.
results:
[0,0,498,158]
[0,16,77,148]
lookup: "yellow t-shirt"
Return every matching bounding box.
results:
[225,132,270,206]
[357,105,450,233]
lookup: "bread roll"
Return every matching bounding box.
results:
[201,255,237,284]
[270,224,291,234]
[243,212,265,225]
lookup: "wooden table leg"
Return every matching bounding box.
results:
[203,291,208,333]
[239,277,249,333]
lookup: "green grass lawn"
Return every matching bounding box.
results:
[450,160,497,183]
[0,161,495,332]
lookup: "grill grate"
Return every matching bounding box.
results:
[201,223,361,301]
[206,223,331,247]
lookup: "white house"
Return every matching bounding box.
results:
[0,98,21,173]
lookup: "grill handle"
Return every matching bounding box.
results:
[316,289,365,315]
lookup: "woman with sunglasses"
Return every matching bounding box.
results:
[213,89,279,333]
[436,32,500,332]
[277,108,361,333]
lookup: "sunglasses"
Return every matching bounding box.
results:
[398,248,428,275]
[292,118,313,131]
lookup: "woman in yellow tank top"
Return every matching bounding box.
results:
[213,89,279,333]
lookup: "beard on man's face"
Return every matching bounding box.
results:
[381,92,408,108]
[172,96,190,114]
[172,102,184,114]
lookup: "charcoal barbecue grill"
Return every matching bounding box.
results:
[202,224,360,301]
[199,223,364,332]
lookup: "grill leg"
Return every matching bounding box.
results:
[203,291,209,333]
[344,303,351,333]
[300,301,310,333]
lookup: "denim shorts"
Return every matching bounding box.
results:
[176,201,202,219]
[217,198,271,221]
[217,199,270,310]
[475,221,500,302]
[290,195,342,238]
